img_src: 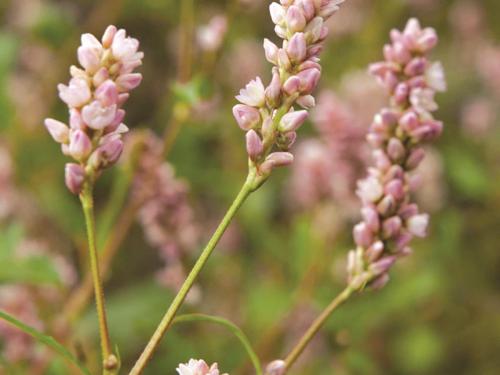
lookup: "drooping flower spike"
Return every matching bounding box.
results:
[347,18,446,290]
[45,25,143,194]
[232,0,346,187]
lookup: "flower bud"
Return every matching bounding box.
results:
[65,163,85,195]
[279,110,308,133]
[286,32,307,63]
[263,39,279,64]
[232,104,260,130]
[286,6,306,32]
[69,129,92,160]
[407,213,429,238]
[297,68,321,94]
[116,73,142,91]
[283,76,301,95]
[260,152,294,174]
[369,256,396,276]
[45,119,69,143]
[382,216,402,238]
[95,80,119,106]
[246,130,264,161]
[405,147,425,170]
[387,137,406,161]
[266,70,282,107]
[353,222,373,248]
[296,94,315,109]
[102,25,117,48]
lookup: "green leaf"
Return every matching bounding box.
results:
[0,255,62,285]
[174,313,263,375]
[0,310,91,375]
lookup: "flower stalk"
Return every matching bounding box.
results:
[129,172,256,375]
[80,181,118,374]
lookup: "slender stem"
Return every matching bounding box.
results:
[129,175,255,375]
[283,286,355,372]
[80,183,117,375]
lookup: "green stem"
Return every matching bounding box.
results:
[283,286,355,372]
[80,183,117,375]
[128,174,255,375]
[174,314,263,375]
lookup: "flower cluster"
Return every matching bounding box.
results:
[130,132,200,293]
[232,0,346,186]
[44,26,143,194]
[347,18,446,290]
[176,359,227,375]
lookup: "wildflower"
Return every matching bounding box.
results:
[44,26,143,194]
[232,0,347,187]
[348,18,446,290]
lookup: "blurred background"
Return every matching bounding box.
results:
[0,0,499,374]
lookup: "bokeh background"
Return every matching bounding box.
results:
[0,0,499,374]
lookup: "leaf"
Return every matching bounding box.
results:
[174,313,263,375]
[0,310,91,375]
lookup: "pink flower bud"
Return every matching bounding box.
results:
[95,80,119,106]
[283,76,301,95]
[305,17,323,43]
[361,206,380,232]
[82,101,117,130]
[246,130,264,161]
[116,73,142,91]
[297,68,321,94]
[265,70,282,107]
[387,138,406,161]
[385,179,405,201]
[69,129,92,160]
[81,33,102,49]
[357,176,384,203]
[296,94,316,109]
[232,104,261,130]
[58,78,91,108]
[377,194,396,216]
[353,222,373,248]
[407,213,429,237]
[404,57,427,76]
[370,273,390,290]
[77,46,101,73]
[277,49,291,71]
[45,119,69,143]
[286,6,306,32]
[382,216,402,238]
[260,152,294,174]
[263,39,279,64]
[365,241,384,262]
[405,147,425,170]
[269,3,286,25]
[369,256,396,276]
[279,110,308,132]
[399,111,419,132]
[69,109,85,129]
[65,163,85,195]
[393,82,409,104]
[93,67,109,87]
[287,32,307,63]
[102,25,117,48]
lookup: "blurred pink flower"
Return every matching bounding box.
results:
[176,359,227,375]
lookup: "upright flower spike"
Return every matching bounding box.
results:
[44,25,143,194]
[347,18,446,290]
[232,0,347,188]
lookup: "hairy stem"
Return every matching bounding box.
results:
[80,183,117,375]
[283,286,355,372]
[129,173,255,375]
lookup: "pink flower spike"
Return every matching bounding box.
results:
[65,163,85,195]
[45,119,69,143]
